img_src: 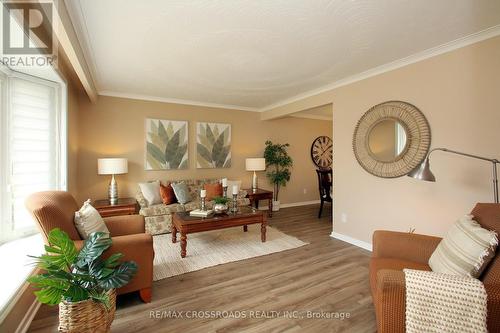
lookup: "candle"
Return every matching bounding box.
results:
[232,185,238,195]
[200,189,206,198]
[222,178,227,187]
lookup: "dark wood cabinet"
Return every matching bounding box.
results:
[93,198,138,217]
[244,188,273,218]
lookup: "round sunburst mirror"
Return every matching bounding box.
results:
[353,101,431,178]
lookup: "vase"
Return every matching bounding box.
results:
[213,203,228,214]
[273,200,280,211]
[58,289,116,333]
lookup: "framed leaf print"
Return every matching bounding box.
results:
[196,122,231,168]
[145,119,188,170]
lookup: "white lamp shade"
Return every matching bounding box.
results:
[98,158,128,175]
[245,158,266,171]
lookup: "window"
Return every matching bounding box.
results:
[0,68,67,244]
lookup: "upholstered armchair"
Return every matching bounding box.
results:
[370,203,500,332]
[25,191,154,303]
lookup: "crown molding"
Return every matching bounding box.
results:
[290,114,332,121]
[260,25,500,112]
[66,3,500,114]
[98,90,260,112]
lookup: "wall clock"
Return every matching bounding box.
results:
[311,136,333,168]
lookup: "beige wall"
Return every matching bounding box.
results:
[67,80,81,198]
[266,35,500,244]
[76,96,332,204]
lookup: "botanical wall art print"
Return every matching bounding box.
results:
[145,119,188,170]
[196,122,231,168]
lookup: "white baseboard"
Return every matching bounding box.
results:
[281,200,321,208]
[330,232,373,252]
[15,298,40,333]
[257,200,321,211]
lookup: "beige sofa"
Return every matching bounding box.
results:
[136,178,250,235]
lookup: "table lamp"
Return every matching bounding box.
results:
[245,158,266,192]
[98,158,128,205]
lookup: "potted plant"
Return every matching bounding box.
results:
[264,140,293,211]
[213,196,229,214]
[27,228,137,333]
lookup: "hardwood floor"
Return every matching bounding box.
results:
[28,204,376,333]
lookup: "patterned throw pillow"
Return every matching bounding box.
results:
[171,182,191,204]
[160,183,177,205]
[429,215,498,277]
[138,181,161,206]
[204,183,223,201]
[74,199,109,239]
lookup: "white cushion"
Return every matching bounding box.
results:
[226,180,242,197]
[429,214,498,277]
[139,181,161,206]
[74,199,109,239]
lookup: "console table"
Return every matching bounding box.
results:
[244,188,273,217]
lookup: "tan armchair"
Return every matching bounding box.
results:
[25,191,154,303]
[370,203,500,332]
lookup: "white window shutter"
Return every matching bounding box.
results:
[8,78,58,233]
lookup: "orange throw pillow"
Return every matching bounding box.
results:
[204,183,223,201]
[160,183,176,205]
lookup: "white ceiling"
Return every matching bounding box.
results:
[66,0,500,111]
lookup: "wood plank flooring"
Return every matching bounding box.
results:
[28,204,376,333]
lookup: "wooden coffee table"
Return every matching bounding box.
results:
[171,207,266,258]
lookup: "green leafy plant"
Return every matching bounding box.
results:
[264,140,293,201]
[213,196,229,205]
[146,119,188,170]
[27,228,137,308]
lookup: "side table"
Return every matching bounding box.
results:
[93,198,139,217]
[244,188,273,217]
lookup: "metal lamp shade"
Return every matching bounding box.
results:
[408,157,436,182]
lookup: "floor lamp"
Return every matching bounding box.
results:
[408,148,499,203]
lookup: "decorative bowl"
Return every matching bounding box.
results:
[213,203,228,214]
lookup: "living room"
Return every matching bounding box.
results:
[1,1,500,332]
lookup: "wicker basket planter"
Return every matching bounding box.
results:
[58,289,116,333]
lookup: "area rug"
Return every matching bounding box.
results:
[152,224,308,280]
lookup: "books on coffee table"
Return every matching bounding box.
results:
[189,209,214,217]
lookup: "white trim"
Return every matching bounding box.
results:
[260,25,500,112]
[98,90,260,112]
[281,200,321,208]
[52,0,98,101]
[72,24,499,113]
[330,232,373,252]
[290,114,332,121]
[14,298,40,333]
[64,0,102,90]
[0,277,32,323]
